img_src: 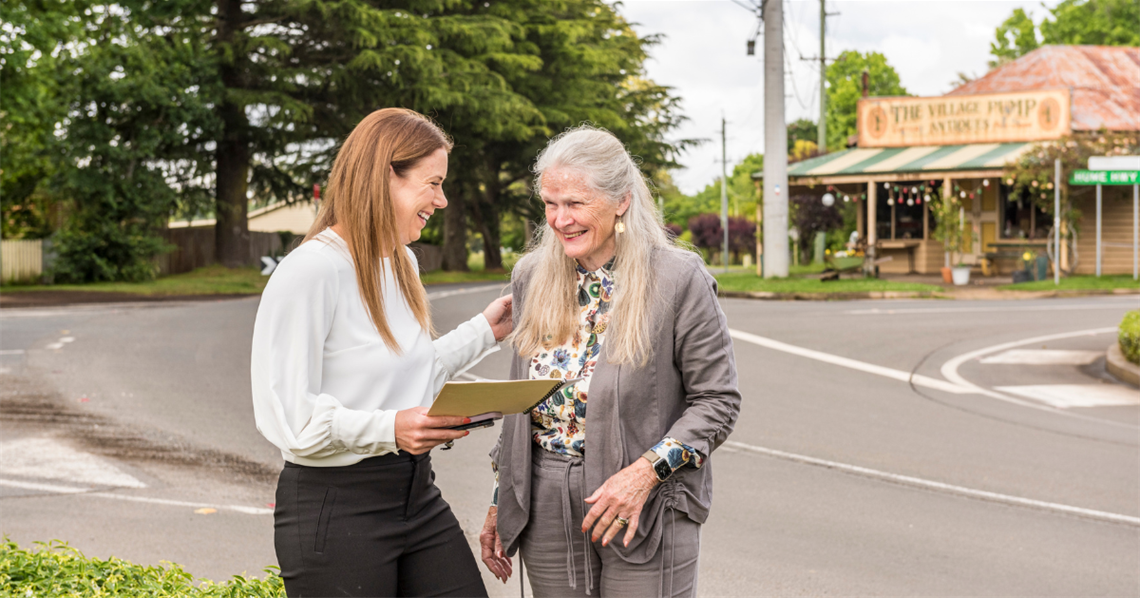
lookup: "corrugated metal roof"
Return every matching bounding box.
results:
[946,45,1140,131]
[782,143,1031,177]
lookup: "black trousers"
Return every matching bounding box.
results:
[274,452,488,598]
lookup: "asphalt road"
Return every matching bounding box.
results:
[1,287,1137,596]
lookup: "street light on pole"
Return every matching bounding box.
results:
[734,0,789,278]
[762,0,789,278]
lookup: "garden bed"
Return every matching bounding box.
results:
[0,540,283,597]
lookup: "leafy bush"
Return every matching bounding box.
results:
[790,195,843,262]
[50,226,170,284]
[687,214,755,262]
[0,540,283,597]
[1120,310,1140,365]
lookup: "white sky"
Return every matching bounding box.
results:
[619,0,1059,194]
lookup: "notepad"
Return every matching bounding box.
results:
[427,377,582,418]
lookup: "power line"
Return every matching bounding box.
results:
[796,0,840,150]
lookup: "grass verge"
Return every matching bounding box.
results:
[714,272,942,294]
[0,540,283,597]
[1,265,268,296]
[997,275,1140,291]
[421,269,511,285]
[0,263,511,297]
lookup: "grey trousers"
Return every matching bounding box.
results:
[518,448,700,598]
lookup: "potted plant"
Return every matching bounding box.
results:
[929,192,976,285]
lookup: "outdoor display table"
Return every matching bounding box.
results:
[876,239,921,274]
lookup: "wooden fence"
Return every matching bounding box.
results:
[409,243,443,272]
[157,228,284,275]
[1,230,284,283]
[1,240,45,284]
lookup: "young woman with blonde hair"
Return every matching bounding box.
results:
[251,107,511,597]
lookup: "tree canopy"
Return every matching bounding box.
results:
[662,153,762,230]
[1,0,86,239]
[2,0,687,279]
[824,50,908,152]
[990,0,1140,67]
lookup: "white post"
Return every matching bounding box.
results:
[817,0,827,153]
[958,206,964,267]
[762,0,789,278]
[867,182,878,276]
[721,117,729,273]
[1054,159,1061,285]
[943,177,952,268]
[1096,183,1102,277]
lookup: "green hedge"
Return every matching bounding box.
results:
[1121,311,1140,365]
[0,540,283,597]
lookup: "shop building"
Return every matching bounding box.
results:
[757,45,1139,276]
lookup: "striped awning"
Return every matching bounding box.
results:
[784,143,1032,178]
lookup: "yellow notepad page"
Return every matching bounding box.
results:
[427,379,570,418]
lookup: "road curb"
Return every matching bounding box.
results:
[0,292,258,309]
[718,287,1140,302]
[1105,342,1140,388]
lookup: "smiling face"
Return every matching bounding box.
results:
[541,167,629,271]
[390,147,449,245]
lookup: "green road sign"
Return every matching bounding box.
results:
[1069,170,1140,185]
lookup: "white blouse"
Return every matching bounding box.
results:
[251,229,499,467]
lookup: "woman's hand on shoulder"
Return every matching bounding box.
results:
[394,407,469,455]
[480,506,512,582]
[483,295,513,341]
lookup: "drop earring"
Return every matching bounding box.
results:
[615,216,626,234]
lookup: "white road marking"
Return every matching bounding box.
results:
[0,478,272,515]
[724,440,1140,527]
[0,478,87,494]
[995,385,1140,408]
[938,328,1133,423]
[980,349,1103,366]
[847,303,1137,316]
[44,336,76,351]
[427,284,505,301]
[728,329,970,394]
[0,437,145,489]
[0,301,214,318]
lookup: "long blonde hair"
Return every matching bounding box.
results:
[304,108,452,351]
[513,125,680,366]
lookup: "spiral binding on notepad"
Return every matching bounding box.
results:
[523,378,581,414]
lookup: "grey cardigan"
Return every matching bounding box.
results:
[491,247,742,564]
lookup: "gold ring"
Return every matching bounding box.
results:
[615,516,629,527]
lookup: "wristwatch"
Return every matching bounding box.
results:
[641,449,672,482]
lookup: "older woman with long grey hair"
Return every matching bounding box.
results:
[478,126,741,597]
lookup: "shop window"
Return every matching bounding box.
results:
[876,182,941,241]
[999,185,1049,239]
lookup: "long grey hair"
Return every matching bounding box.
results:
[512,125,683,366]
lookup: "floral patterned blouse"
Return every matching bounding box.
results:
[491,259,703,506]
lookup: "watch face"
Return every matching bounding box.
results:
[653,459,672,481]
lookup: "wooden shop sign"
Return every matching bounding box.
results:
[857,89,1070,148]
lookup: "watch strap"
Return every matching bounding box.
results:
[641,449,672,482]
